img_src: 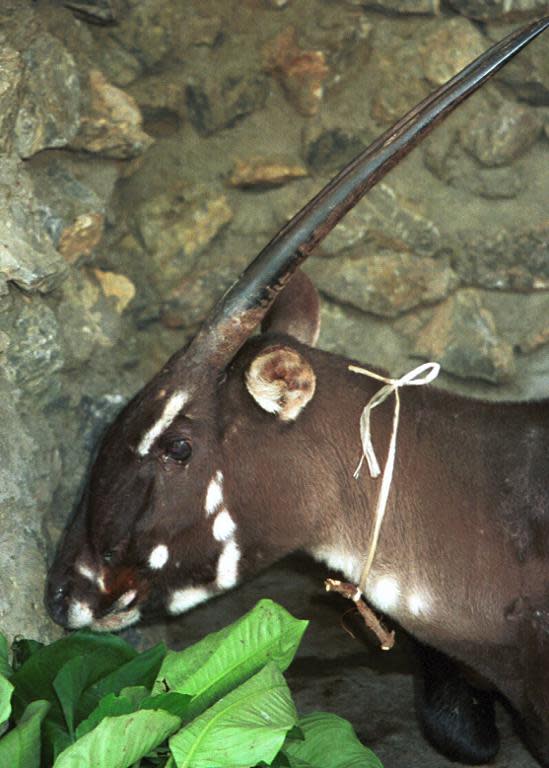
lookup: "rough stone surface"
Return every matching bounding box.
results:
[448,0,549,20]
[420,18,486,86]
[71,69,154,159]
[263,27,329,116]
[0,158,68,295]
[346,0,439,11]
[309,251,457,318]
[413,290,516,383]
[229,157,308,188]
[0,47,23,154]
[461,101,543,167]
[14,34,81,158]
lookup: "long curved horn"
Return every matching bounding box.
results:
[180,17,548,370]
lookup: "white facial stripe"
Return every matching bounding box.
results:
[77,564,97,583]
[149,544,169,570]
[216,539,240,589]
[204,470,224,516]
[67,600,93,629]
[76,563,107,593]
[137,390,189,456]
[368,575,400,613]
[212,509,236,542]
[168,586,211,615]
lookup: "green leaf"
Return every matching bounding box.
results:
[75,693,136,740]
[1,673,14,727]
[53,656,92,735]
[53,709,181,768]
[283,712,383,768]
[157,599,307,717]
[0,633,11,678]
[0,699,49,768]
[43,719,73,763]
[11,632,136,723]
[140,692,191,721]
[169,663,297,768]
[76,643,166,721]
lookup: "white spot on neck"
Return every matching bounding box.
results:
[216,539,240,589]
[368,575,400,613]
[67,600,93,629]
[168,586,211,615]
[149,544,169,570]
[408,591,430,617]
[310,546,361,584]
[212,509,236,542]
[137,390,189,457]
[205,470,224,516]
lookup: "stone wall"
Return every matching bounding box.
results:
[0,1,547,762]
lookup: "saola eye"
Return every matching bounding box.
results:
[163,438,192,464]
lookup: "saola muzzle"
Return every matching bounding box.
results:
[47,18,549,768]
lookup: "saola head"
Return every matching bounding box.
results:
[46,19,549,631]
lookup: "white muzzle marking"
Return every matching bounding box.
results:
[67,600,93,629]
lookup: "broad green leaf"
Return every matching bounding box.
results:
[43,719,73,762]
[11,632,136,722]
[0,699,49,768]
[76,643,166,721]
[53,709,181,768]
[169,663,297,768]
[157,599,307,717]
[53,655,92,735]
[283,712,383,768]
[140,692,191,720]
[75,692,136,740]
[1,673,13,727]
[0,633,11,678]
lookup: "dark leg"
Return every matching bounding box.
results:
[415,643,500,765]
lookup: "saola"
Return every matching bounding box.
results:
[47,19,549,767]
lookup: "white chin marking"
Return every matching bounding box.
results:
[368,575,401,613]
[217,539,240,590]
[137,390,189,457]
[149,544,169,570]
[168,586,211,615]
[92,608,141,632]
[67,600,93,629]
[212,509,236,542]
[205,470,224,516]
[113,589,137,611]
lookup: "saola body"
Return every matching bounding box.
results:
[47,19,549,767]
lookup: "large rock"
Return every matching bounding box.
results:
[309,251,457,318]
[460,101,542,167]
[0,158,68,296]
[14,34,81,158]
[413,289,516,383]
[185,72,269,136]
[0,48,23,154]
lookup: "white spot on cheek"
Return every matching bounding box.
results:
[67,600,93,629]
[77,563,107,593]
[149,544,169,570]
[168,586,211,615]
[114,589,137,610]
[137,390,189,457]
[369,575,401,613]
[205,470,224,516]
[217,539,240,589]
[212,509,236,542]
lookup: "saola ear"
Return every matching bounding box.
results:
[245,344,316,421]
[261,269,320,347]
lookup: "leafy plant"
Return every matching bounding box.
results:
[0,599,382,768]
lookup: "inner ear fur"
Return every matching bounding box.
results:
[245,344,316,422]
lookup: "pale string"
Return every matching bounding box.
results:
[349,362,440,593]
